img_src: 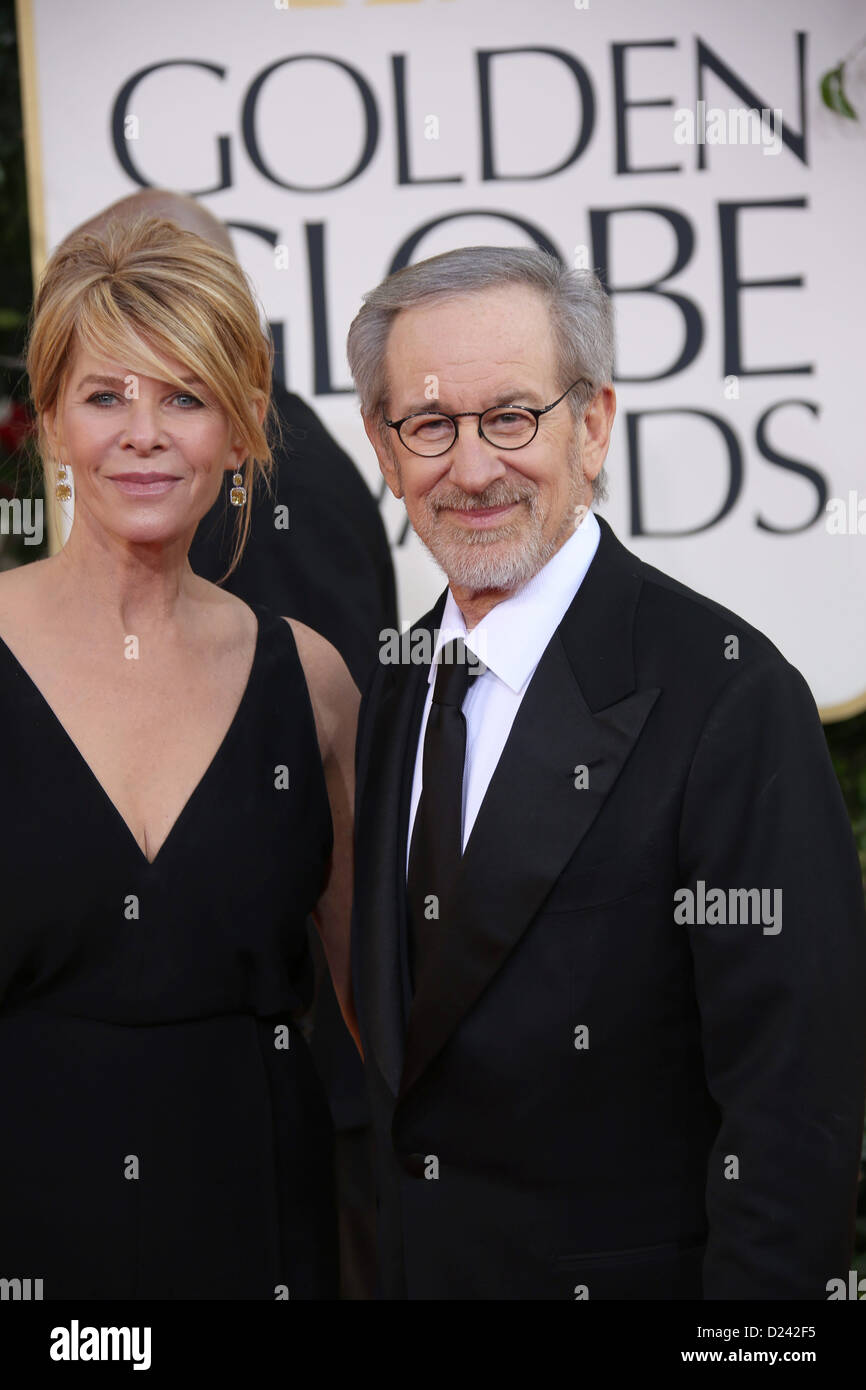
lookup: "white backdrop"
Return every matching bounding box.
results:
[17,0,866,716]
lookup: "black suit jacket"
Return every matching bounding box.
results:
[351,515,866,1299]
[191,380,397,1133]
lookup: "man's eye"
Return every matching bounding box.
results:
[485,409,532,427]
[412,417,451,437]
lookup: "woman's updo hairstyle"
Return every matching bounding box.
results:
[25,213,276,576]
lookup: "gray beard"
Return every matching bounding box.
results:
[424,511,567,591]
[408,452,587,595]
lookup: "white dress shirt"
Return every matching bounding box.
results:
[406,507,601,872]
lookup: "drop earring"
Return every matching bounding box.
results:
[230,467,247,507]
[55,460,72,503]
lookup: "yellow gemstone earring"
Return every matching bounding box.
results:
[230,467,247,507]
[55,460,72,503]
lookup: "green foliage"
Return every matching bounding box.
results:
[0,0,42,568]
[819,36,866,122]
[821,65,858,121]
[826,713,866,892]
[0,0,32,363]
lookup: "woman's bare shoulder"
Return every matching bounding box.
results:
[188,575,257,647]
[0,556,53,593]
[282,617,359,756]
[0,558,56,625]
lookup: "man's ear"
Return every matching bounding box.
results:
[362,411,403,500]
[579,385,617,484]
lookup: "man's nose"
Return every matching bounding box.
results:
[444,417,507,492]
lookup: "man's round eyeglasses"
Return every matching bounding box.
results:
[383,377,592,458]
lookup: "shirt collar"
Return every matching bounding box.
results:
[428,508,601,693]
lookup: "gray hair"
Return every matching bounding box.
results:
[345,246,615,503]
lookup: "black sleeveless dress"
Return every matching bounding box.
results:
[0,602,338,1299]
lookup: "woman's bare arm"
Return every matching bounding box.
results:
[284,617,363,1056]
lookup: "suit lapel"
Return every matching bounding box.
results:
[356,595,445,1096]
[398,516,660,1100]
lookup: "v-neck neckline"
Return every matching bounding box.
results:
[0,604,264,868]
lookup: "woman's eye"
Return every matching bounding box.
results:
[84,390,204,408]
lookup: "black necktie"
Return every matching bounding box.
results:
[407,638,478,989]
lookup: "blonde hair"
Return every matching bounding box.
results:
[25,213,277,578]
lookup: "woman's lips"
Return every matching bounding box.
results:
[108,473,180,497]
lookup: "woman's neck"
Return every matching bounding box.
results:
[47,518,204,635]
